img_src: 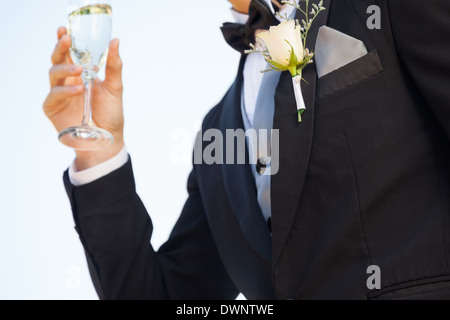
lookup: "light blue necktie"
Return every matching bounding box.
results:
[242,69,282,224]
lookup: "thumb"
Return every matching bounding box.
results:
[104,38,123,91]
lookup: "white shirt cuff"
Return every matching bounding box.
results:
[68,146,129,187]
[230,8,249,25]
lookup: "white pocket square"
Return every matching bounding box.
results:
[315,26,368,78]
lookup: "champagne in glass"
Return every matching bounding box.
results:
[59,0,113,151]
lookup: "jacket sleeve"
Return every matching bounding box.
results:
[387,1,450,140]
[64,159,238,300]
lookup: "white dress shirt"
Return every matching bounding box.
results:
[69,0,295,186]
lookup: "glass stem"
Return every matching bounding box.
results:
[82,73,94,126]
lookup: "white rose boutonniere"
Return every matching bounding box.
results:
[246,0,326,122]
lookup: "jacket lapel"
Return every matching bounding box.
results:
[220,56,273,262]
[271,0,332,265]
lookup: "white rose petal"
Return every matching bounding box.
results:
[258,20,304,67]
[257,32,291,67]
[294,25,304,60]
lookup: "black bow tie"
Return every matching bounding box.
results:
[221,0,280,53]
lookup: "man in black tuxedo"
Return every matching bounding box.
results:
[44,0,450,300]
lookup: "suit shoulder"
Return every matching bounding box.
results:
[201,102,224,131]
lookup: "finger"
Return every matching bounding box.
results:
[104,39,123,90]
[49,64,83,88]
[43,85,84,108]
[57,26,67,40]
[51,34,71,65]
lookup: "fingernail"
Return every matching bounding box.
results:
[114,38,120,51]
[73,85,83,92]
[71,65,80,72]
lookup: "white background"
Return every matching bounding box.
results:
[0,0,240,299]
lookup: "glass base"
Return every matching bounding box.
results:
[59,125,113,151]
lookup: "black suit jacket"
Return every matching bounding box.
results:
[64,0,450,300]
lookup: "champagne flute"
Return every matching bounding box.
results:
[59,0,113,150]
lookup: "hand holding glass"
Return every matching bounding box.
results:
[59,0,113,150]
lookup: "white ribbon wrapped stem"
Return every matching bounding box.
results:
[292,75,306,112]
